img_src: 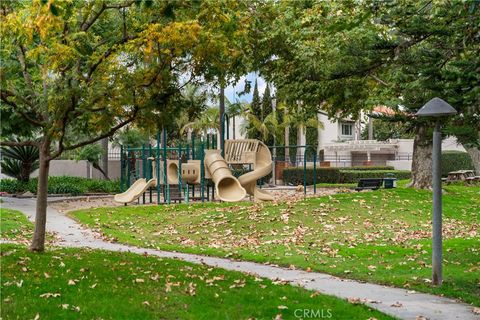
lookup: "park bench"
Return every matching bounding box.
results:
[355,178,383,191]
[447,170,480,183]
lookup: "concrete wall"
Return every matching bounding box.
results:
[386,160,412,170]
[1,160,122,180]
[91,160,121,180]
[29,160,90,178]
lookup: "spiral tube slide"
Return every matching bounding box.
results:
[204,151,246,202]
[237,141,274,202]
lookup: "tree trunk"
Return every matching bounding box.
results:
[20,161,32,183]
[465,146,480,174]
[232,116,236,140]
[368,117,374,140]
[408,124,433,189]
[101,138,109,180]
[317,113,323,157]
[296,124,306,162]
[30,141,51,252]
[285,108,290,163]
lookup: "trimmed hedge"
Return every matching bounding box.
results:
[341,166,394,171]
[441,151,474,177]
[0,176,120,195]
[339,170,411,183]
[283,167,411,185]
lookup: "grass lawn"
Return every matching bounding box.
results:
[1,208,35,243]
[71,184,480,306]
[0,244,393,320]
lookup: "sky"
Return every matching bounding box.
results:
[223,72,275,103]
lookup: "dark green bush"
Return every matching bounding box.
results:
[441,151,474,177]
[283,167,340,185]
[339,170,411,183]
[0,179,26,194]
[48,183,84,196]
[282,167,411,185]
[1,176,120,195]
[345,166,394,171]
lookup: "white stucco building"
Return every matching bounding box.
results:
[229,109,466,170]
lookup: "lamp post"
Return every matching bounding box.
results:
[416,97,457,286]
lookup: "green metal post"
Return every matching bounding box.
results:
[303,146,307,197]
[120,145,125,191]
[126,147,131,188]
[163,128,170,204]
[142,144,146,204]
[200,142,205,202]
[156,132,160,204]
[192,134,196,160]
[313,149,317,194]
[178,144,182,193]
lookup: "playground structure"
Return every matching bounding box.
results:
[115,132,276,204]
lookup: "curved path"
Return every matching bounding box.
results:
[2,196,478,320]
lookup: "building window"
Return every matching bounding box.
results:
[341,123,353,136]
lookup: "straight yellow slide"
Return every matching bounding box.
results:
[113,178,157,204]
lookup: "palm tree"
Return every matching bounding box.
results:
[176,84,208,141]
[283,101,323,162]
[241,103,285,143]
[181,107,220,140]
[1,139,39,182]
[225,98,246,140]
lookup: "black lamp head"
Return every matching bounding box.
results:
[416,97,457,117]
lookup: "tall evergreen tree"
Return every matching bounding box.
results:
[247,79,263,139]
[251,80,262,121]
[261,84,272,121]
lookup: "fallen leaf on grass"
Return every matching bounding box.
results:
[39,293,61,298]
[186,282,196,296]
[135,278,145,283]
[277,305,288,310]
[67,279,76,285]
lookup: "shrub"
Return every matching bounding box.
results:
[0,179,26,194]
[283,167,340,185]
[345,166,394,171]
[441,151,474,177]
[48,183,84,196]
[282,167,411,185]
[1,176,120,195]
[339,170,411,183]
[0,143,39,182]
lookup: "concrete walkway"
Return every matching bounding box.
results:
[2,196,478,320]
